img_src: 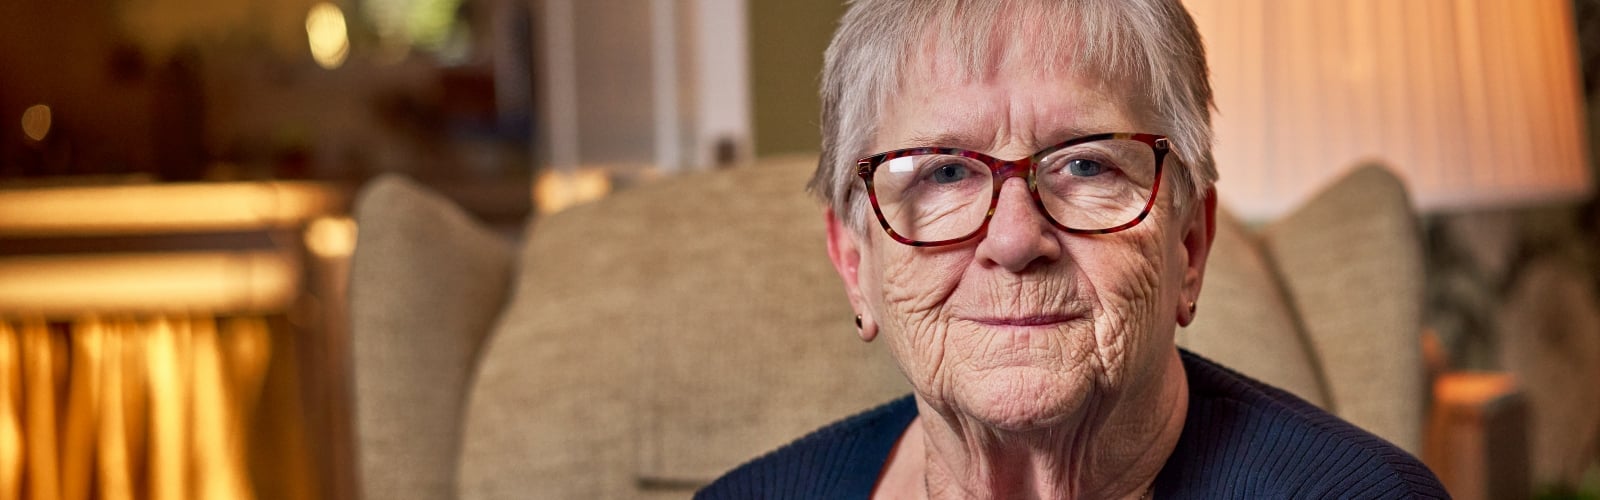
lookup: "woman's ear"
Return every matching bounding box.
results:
[825,208,877,341]
[1177,188,1217,327]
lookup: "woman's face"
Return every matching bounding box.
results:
[827,41,1214,431]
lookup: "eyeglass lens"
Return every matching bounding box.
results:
[870,138,1158,243]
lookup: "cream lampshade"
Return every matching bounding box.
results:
[1182,0,1593,219]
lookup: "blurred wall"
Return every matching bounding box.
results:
[748,1,844,157]
[0,1,159,178]
[568,1,656,166]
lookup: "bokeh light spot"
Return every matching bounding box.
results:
[305,216,358,258]
[306,3,350,70]
[21,104,51,142]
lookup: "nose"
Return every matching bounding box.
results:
[974,177,1063,272]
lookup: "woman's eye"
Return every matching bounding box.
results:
[1066,159,1106,177]
[929,163,971,184]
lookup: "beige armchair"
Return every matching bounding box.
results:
[347,156,1452,499]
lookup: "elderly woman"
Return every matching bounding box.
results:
[700,0,1443,498]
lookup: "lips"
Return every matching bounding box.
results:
[966,314,1082,327]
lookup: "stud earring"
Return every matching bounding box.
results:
[855,314,877,342]
[1188,301,1198,315]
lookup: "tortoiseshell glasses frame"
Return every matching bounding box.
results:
[855,132,1171,247]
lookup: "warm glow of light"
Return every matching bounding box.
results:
[1182,0,1591,218]
[306,3,350,70]
[1434,372,1519,407]
[60,318,102,500]
[2,315,272,500]
[146,317,186,500]
[0,252,298,316]
[188,317,255,500]
[0,322,23,499]
[21,321,60,500]
[21,104,51,142]
[94,321,133,500]
[305,217,357,258]
[222,317,272,406]
[0,181,342,237]
[535,169,613,214]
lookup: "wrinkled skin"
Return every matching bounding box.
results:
[824,30,1216,500]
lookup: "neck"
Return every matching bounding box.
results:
[903,350,1188,500]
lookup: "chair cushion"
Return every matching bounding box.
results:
[1179,207,1329,408]
[1496,256,1600,486]
[458,156,909,499]
[348,175,515,500]
[1260,164,1426,454]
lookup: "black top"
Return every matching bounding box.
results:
[697,350,1447,499]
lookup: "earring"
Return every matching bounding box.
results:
[1188,301,1198,315]
[854,314,877,342]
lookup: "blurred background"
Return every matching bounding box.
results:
[0,0,1598,499]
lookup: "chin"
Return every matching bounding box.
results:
[955,365,1098,433]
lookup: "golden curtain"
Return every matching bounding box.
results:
[1,315,270,500]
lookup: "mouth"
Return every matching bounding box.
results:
[964,314,1084,328]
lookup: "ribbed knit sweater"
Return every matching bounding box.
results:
[697,350,1447,499]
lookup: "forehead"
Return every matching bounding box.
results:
[875,23,1140,154]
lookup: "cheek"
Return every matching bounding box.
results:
[860,241,968,380]
[878,248,964,315]
[1091,198,1187,309]
[1090,230,1166,310]
[1075,212,1180,376]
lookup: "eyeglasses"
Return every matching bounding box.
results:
[856,132,1171,247]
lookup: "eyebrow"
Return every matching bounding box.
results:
[900,132,986,150]
[897,126,1105,153]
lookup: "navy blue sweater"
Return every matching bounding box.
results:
[697,350,1447,499]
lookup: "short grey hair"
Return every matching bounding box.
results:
[809,0,1218,233]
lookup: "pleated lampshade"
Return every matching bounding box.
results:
[1183,0,1593,219]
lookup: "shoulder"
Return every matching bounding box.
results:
[1157,350,1448,499]
[695,395,918,500]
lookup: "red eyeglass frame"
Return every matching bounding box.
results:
[854,132,1171,247]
